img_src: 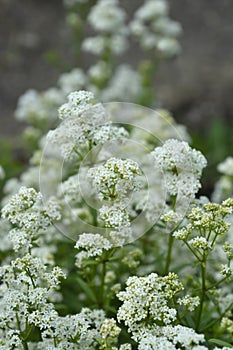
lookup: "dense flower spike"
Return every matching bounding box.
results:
[151,139,207,201]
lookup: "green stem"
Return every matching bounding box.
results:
[184,241,202,261]
[164,195,177,275]
[99,259,107,308]
[207,275,228,291]
[22,341,29,350]
[16,312,29,350]
[138,59,159,106]
[210,231,219,248]
[200,300,233,332]
[196,258,207,331]
[26,268,36,288]
[164,234,174,275]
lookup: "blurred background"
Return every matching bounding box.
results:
[0,0,233,190]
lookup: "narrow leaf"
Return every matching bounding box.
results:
[209,338,233,348]
[76,276,97,303]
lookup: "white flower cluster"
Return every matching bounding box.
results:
[101,65,143,103]
[1,163,42,205]
[122,248,143,269]
[0,218,12,252]
[99,205,131,228]
[1,187,51,252]
[88,0,126,33]
[14,70,87,139]
[117,272,183,332]
[218,156,233,176]
[130,0,182,57]
[130,108,190,148]
[58,174,82,204]
[88,157,141,242]
[88,157,141,202]
[44,196,62,221]
[100,318,121,339]
[82,0,128,56]
[88,60,111,88]
[212,156,233,202]
[58,90,96,119]
[151,139,207,202]
[47,90,128,160]
[29,308,115,349]
[58,68,87,95]
[75,233,113,268]
[32,308,107,349]
[117,272,208,349]
[137,325,207,350]
[0,253,65,348]
[173,199,233,266]
[119,344,132,350]
[15,88,63,126]
[177,295,200,312]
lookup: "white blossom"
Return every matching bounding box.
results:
[75,233,113,267]
[218,157,233,176]
[151,139,207,200]
[58,68,87,95]
[82,34,127,56]
[100,318,121,339]
[177,295,200,312]
[58,90,96,120]
[88,0,127,33]
[99,204,131,228]
[48,91,127,161]
[101,65,142,102]
[88,157,141,202]
[130,0,181,57]
[117,272,183,333]
[188,237,210,251]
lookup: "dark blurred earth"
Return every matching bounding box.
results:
[1,0,233,136]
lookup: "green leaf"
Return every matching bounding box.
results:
[209,338,233,348]
[76,276,97,303]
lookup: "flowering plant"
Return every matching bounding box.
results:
[1,1,233,349]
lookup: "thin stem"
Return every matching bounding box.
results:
[200,300,233,332]
[206,228,212,241]
[164,234,174,275]
[184,241,202,261]
[164,195,177,274]
[196,257,207,331]
[25,268,36,288]
[16,312,29,350]
[99,258,107,308]
[207,275,228,291]
[210,231,219,248]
